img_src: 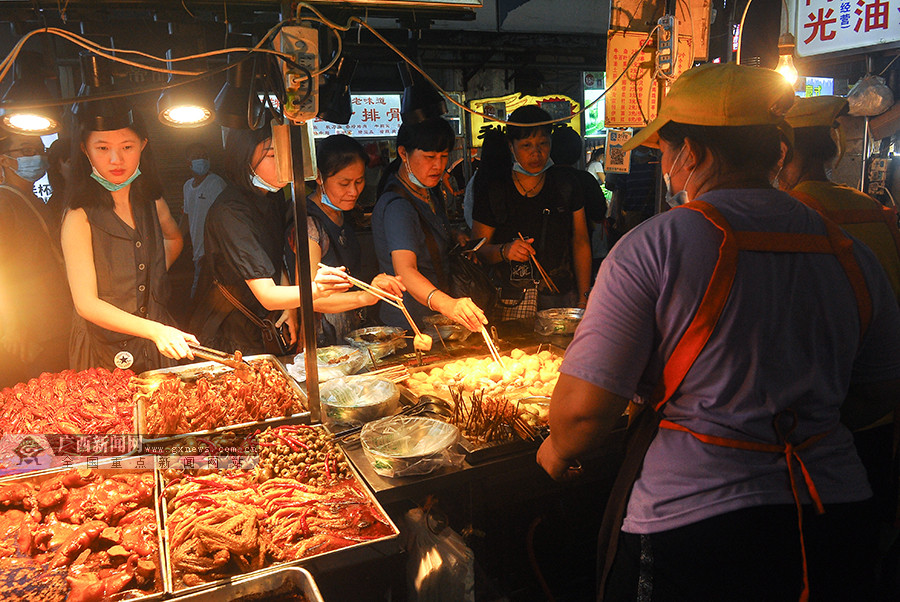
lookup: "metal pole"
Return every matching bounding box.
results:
[861,54,873,191]
[289,124,320,422]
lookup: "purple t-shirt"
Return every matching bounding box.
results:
[562,189,900,534]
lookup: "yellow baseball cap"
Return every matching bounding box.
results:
[623,63,796,151]
[785,96,849,129]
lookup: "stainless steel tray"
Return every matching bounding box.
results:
[168,566,324,601]
[135,355,310,444]
[0,456,166,601]
[160,433,399,597]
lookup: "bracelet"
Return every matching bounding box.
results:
[499,242,509,262]
[426,288,440,311]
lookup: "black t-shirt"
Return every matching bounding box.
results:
[472,165,585,294]
[191,183,288,353]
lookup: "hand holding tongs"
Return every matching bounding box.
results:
[188,343,249,370]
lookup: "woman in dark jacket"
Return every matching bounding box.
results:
[191,123,349,354]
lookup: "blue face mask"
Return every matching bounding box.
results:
[91,165,142,192]
[663,146,692,208]
[512,158,553,177]
[250,168,283,193]
[14,155,47,182]
[404,164,432,189]
[191,158,210,176]
[319,189,343,212]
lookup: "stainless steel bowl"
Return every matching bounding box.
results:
[345,326,406,361]
[423,314,472,342]
[534,307,584,336]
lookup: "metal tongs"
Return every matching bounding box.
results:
[188,343,250,370]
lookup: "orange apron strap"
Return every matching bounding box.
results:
[660,412,832,602]
[819,217,872,336]
[652,201,739,411]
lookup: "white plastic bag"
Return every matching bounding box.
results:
[404,507,474,602]
[847,74,894,117]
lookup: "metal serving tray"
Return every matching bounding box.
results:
[168,566,323,601]
[160,440,399,597]
[0,456,166,602]
[135,355,310,444]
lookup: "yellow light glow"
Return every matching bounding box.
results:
[775,54,799,86]
[2,112,57,134]
[161,105,212,126]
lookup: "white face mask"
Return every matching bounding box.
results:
[250,167,283,193]
[663,146,694,208]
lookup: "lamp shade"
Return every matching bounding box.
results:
[0,51,61,135]
[157,50,215,128]
[317,57,357,125]
[214,53,264,130]
[72,53,134,132]
[398,62,446,124]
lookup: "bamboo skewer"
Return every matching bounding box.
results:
[517,232,560,294]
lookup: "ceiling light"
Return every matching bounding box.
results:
[0,51,61,136]
[157,50,215,128]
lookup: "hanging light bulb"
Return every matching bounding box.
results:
[157,50,215,128]
[0,51,61,135]
[776,32,799,87]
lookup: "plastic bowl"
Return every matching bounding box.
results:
[287,346,365,382]
[344,327,407,362]
[360,415,460,477]
[423,314,472,342]
[320,376,400,429]
[534,307,584,336]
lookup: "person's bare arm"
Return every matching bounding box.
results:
[246,266,351,312]
[62,208,197,359]
[155,198,183,269]
[537,373,629,480]
[391,249,486,331]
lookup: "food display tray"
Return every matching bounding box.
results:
[0,456,166,602]
[167,566,324,601]
[159,452,399,597]
[135,355,311,445]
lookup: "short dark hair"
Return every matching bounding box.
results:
[46,136,71,193]
[657,122,783,178]
[222,125,273,197]
[316,134,367,180]
[396,117,455,153]
[550,126,583,166]
[506,105,552,142]
[67,108,163,211]
[792,126,838,164]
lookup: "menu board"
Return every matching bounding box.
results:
[604,31,693,128]
[311,94,402,138]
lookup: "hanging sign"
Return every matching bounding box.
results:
[604,31,693,128]
[468,93,581,147]
[792,0,900,57]
[311,94,402,138]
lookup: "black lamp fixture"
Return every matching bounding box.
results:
[398,61,446,124]
[72,53,133,131]
[316,57,357,125]
[214,34,265,130]
[0,51,61,136]
[157,50,216,128]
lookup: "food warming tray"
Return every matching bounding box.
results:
[159,455,399,597]
[0,456,166,602]
[135,355,311,444]
[167,566,324,602]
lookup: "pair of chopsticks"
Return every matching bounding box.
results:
[481,326,506,371]
[364,364,410,383]
[188,343,248,369]
[517,232,560,294]
[320,263,425,338]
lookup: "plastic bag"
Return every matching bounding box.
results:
[848,74,894,117]
[360,415,463,477]
[319,376,400,429]
[286,345,365,383]
[403,507,474,602]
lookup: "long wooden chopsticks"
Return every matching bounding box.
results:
[517,232,560,294]
[317,263,424,337]
[480,326,506,371]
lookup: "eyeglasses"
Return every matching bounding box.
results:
[5,147,45,158]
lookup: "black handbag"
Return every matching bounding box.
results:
[215,281,294,356]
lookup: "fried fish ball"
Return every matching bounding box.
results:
[523,357,541,372]
[538,350,553,360]
[414,333,433,352]
[510,348,526,360]
[410,372,428,382]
